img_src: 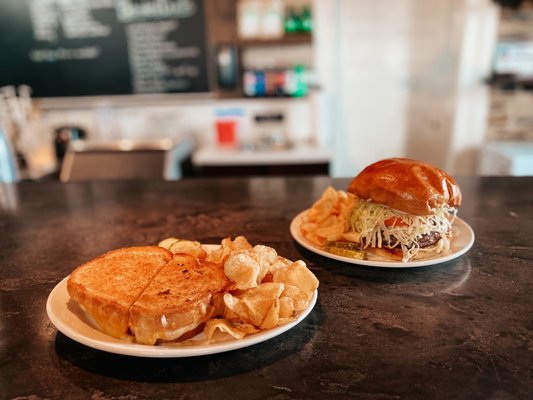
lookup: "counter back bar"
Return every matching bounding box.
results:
[0,176,532,399]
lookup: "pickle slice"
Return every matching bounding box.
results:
[325,241,366,260]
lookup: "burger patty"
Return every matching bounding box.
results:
[381,231,442,249]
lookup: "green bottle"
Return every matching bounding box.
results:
[300,6,312,33]
[284,7,300,33]
[293,65,307,97]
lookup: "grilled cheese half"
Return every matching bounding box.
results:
[67,246,229,345]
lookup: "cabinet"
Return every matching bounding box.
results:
[191,144,331,177]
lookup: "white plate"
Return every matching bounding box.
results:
[47,277,317,358]
[290,210,475,268]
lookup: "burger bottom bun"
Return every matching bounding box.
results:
[365,238,450,262]
[366,247,404,261]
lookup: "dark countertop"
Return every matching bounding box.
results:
[0,176,532,399]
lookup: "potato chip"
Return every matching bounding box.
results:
[279,296,296,319]
[304,232,326,247]
[211,292,227,317]
[259,297,280,330]
[205,237,233,265]
[268,256,292,275]
[300,222,318,234]
[315,222,344,242]
[342,232,361,242]
[232,236,253,251]
[279,284,311,312]
[307,187,338,221]
[168,239,207,261]
[205,247,227,265]
[316,214,337,228]
[223,306,241,321]
[158,237,179,250]
[232,322,260,335]
[224,251,261,290]
[204,318,247,341]
[301,187,357,247]
[249,245,277,283]
[223,282,284,327]
[205,236,253,265]
[272,260,319,308]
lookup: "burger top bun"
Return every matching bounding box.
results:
[348,158,462,216]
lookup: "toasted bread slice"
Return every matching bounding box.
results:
[67,246,172,340]
[128,253,230,345]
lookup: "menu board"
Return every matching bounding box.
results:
[0,0,210,97]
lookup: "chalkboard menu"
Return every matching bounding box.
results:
[0,0,210,97]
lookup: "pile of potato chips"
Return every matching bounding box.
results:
[300,187,359,247]
[158,236,319,344]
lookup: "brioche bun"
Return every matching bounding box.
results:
[348,158,461,216]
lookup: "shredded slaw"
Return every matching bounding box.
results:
[348,199,457,261]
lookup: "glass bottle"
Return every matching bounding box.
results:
[284,7,300,34]
[300,6,312,33]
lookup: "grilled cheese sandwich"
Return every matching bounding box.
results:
[67,246,229,345]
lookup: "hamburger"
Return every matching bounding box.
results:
[345,158,461,262]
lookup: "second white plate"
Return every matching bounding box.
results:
[290,210,475,268]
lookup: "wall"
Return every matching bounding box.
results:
[313,0,499,177]
[40,96,315,148]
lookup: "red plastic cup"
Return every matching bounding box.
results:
[216,119,237,147]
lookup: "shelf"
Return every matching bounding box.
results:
[237,34,312,46]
